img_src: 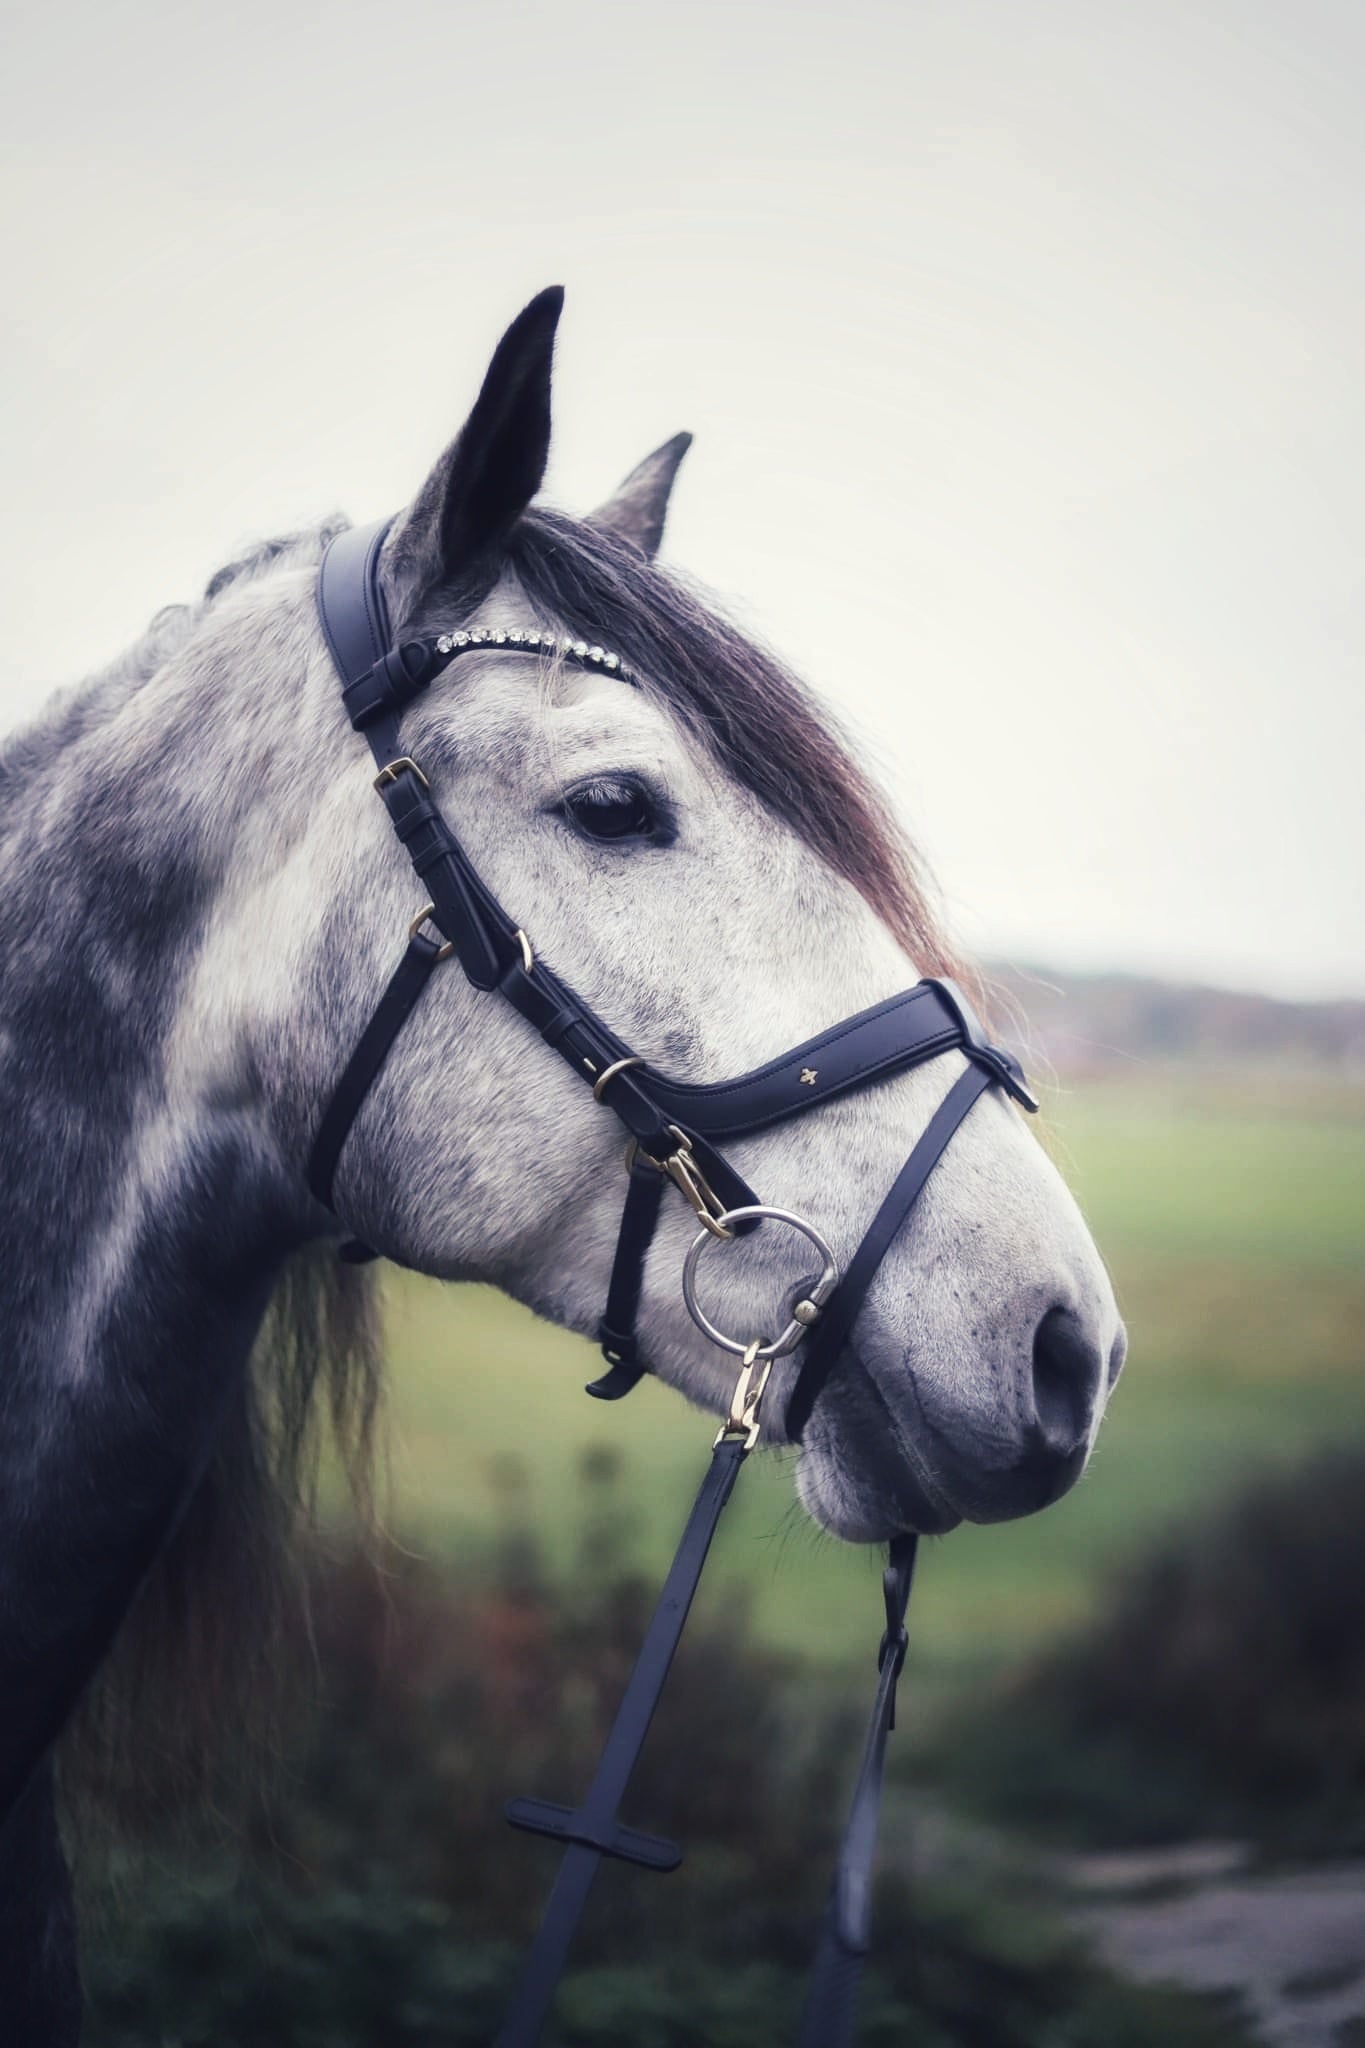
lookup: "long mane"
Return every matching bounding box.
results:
[69,503,964,1817]
[68,1251,383,1824]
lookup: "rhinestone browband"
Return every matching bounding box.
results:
[434,626,637,686]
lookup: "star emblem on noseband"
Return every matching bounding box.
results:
[800,1067,818,1085]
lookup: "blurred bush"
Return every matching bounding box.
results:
[74,1449,1251,2045]
[929,1449,1365,1855]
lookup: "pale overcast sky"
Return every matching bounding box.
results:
[2,1,1361,998]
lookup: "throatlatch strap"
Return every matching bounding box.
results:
[797,1534,918,2048]
[496,1434,751,2048]
[306,930,446,1208]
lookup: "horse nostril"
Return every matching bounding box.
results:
[1030,1306,1103,1457]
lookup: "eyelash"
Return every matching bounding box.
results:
[557,775,673,846]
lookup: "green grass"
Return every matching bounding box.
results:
[370,1076,1365,1685]
[1040,1074,1365,1270]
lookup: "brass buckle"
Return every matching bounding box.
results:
[408,903,454,963]
[714,1340,773,1450]
[627,1126,734,1240]
[374,756,429,791]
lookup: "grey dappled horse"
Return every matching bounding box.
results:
[0,289,1124,2040]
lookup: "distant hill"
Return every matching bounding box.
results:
[984,965,1365,1080]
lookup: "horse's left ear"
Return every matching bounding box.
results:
[588,432,692,560]
[387,285,564,601]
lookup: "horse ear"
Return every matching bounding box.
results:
[388,286,564,598]
[588,432,692,560]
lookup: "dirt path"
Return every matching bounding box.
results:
[1062,1846,1365,2048]
[902,1802,1365,2044]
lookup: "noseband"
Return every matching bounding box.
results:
[310,520,1038,2046]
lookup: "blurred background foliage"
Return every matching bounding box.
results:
[74,970,1364,2044]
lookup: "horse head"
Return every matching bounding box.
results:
[204,288,1124,1542]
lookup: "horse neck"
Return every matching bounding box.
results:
[0,563,382,1827]
[0,570,328,1376]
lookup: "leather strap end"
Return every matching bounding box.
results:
[585,1353,647,1401]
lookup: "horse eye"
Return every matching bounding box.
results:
[561,777,660,844]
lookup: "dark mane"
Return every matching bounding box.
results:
[506,510,962,976]
[66,1251,382,1830]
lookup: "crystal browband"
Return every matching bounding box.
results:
[434,626,637,686]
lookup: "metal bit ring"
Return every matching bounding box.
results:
[682,1205,840,1360]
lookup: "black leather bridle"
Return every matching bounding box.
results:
[308,518,1039,2046]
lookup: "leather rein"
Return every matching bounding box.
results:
[308,519,1039,2046]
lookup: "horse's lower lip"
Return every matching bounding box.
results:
[881,1419,966,1533]
[923,1438,1090,1524]
[848,1348,965,1535]
[886,1463,961,1536]
[798,1359,964,1538]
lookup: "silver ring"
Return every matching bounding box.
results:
[681,1205,840,1359]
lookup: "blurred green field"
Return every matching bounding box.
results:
[371,1075,1365,1686]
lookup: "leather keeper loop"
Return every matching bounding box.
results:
[385,792,445,841]
[412,835,466,880]
[342,642,437,729]
[535,1005,582,1048]
[596,1322,637,1364]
